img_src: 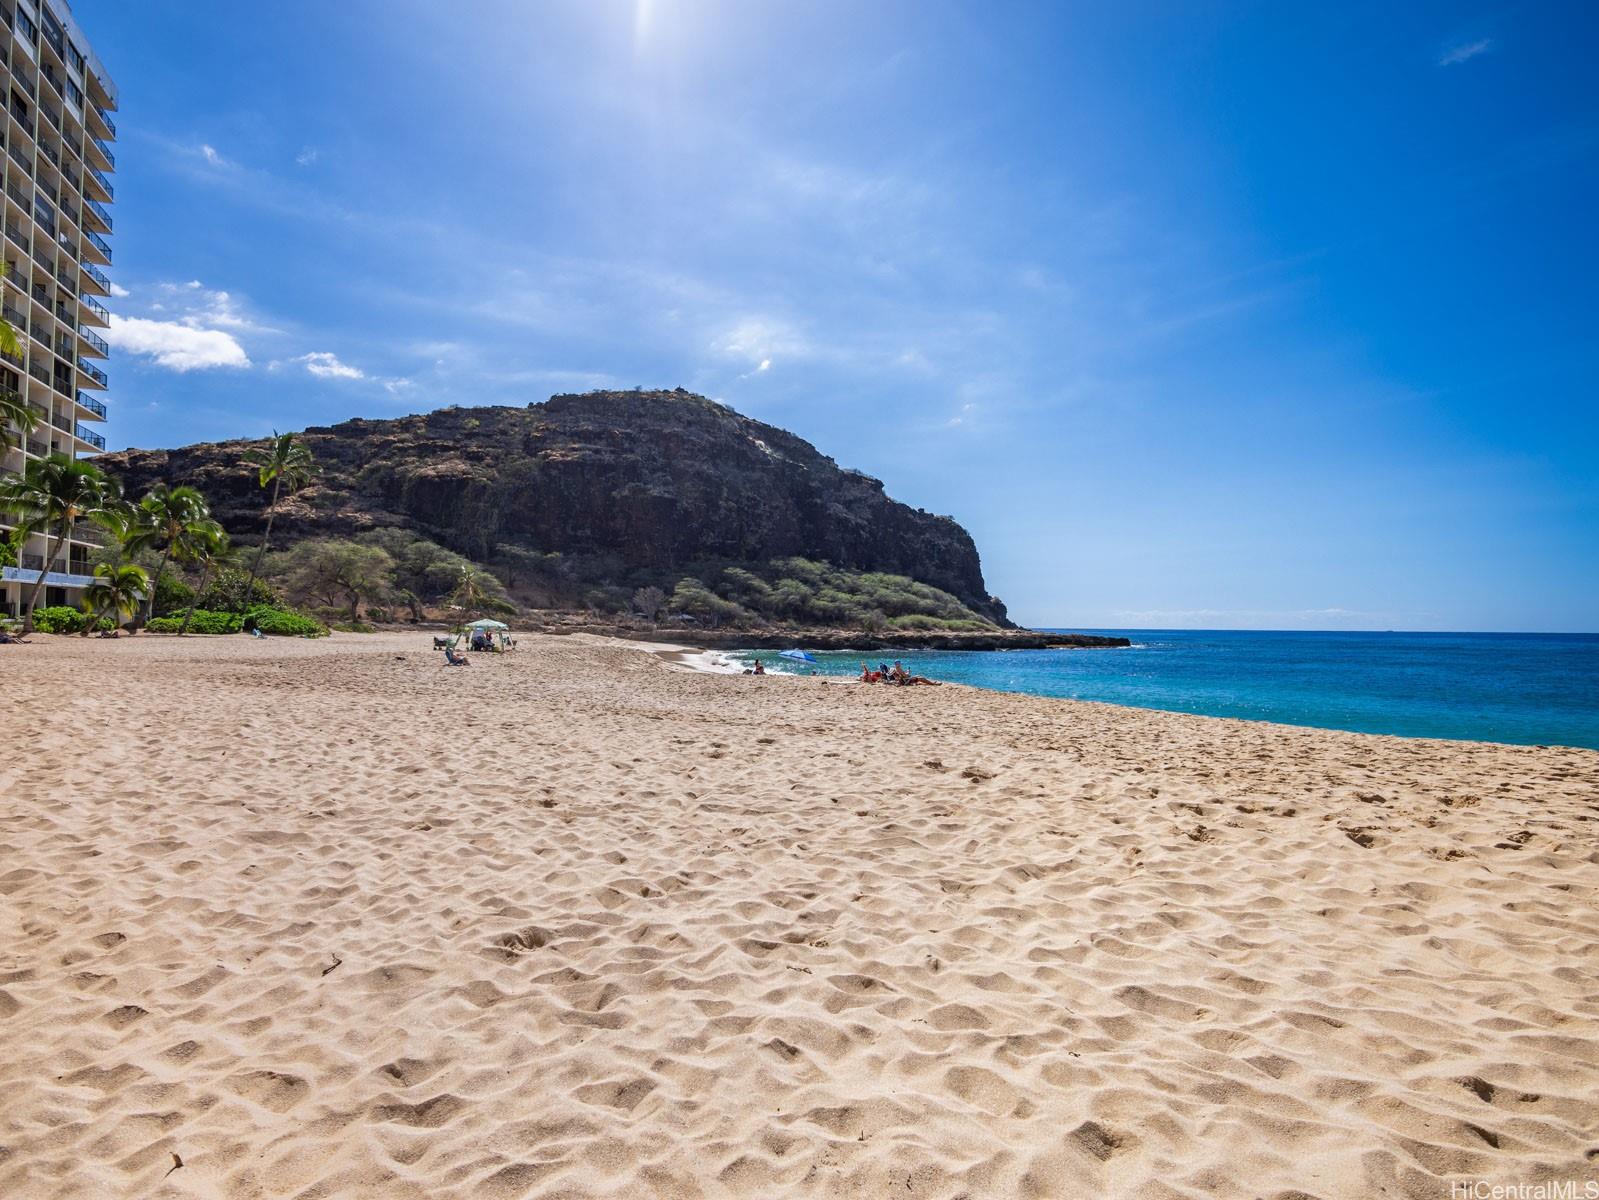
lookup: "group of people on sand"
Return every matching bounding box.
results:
[860,660,941,686]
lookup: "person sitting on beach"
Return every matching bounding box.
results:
[859,661,879,683]
[890,660,941,686]
[752,658,765,675]
[444,645,470,666]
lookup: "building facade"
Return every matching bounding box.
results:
[0,0,116,617]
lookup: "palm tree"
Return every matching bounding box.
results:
[176,520,230,636]
[242,431,315,599]
[121,484,213,626]
[0,454,117,632]
[81,562,149,635]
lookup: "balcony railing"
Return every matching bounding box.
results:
[77,358,105,387]
[83,196,110,230]
[4,179,29,208]
[36,139,57,167]
[94,105,115,137]
[79,294,107,323]
[77,391,105,418]
[41,105,59,133]
[74,423,103,449]
[19,553,43,570]
[27,359,48,386]
[24,440,44,459]
[54,335,73,358]
[2,304,25,327]
[80,261,107,290]
[89,168,112,199]
[91,137,112,168]
[7,143,29,173]
[79,326,106,355]
[83,228,109,260]
[50,410,69,432]
[72,524,105,545]
[9,110,33,139]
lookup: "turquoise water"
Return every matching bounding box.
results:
[737,630,1599,749]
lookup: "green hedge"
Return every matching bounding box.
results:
[34,605,88,634]
[146,609,243,634]
[243,605,327,638]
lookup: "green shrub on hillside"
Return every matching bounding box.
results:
[197,568,281,613]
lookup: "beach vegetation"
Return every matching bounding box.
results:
[81,563,149,634]
[197,567,280,613]
[243,605,326,637]
[241,431,316,601]
[632,585,667,621]
[267,539,396,621]
[120,484,215,627]
[146,609,243,635]
[0,455,122,633]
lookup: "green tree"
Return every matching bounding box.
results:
[241,431,315,600]
[81,562,149,635]
[120,484,212,626]
[448,564,513,624]
[0,455,118,633]
[270,539,395,621]
[176,519,230,636]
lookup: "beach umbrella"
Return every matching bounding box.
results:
[779,648,818,663]
[465,618,510,630]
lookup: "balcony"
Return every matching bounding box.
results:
[93,105,115,138]
[27,359,48,386]
[24,439,45,458]
[74,423,103,449]
[6,143,29,175]
[78,358,106,387]
[78,294,106,325]
[9,108,33,140]
[53,334,72,358]
[82,227,109,262]
[80,261,107,291]
[3,178,29,208]
[88,167,111,200]
[89,137,112,168]
[19,552,43,571]
[49,409,69,432]
[83,196,110,231]
[77,391,105,418]
[2,303,25,327]
[72,524,105,545]
[79,326,106,356]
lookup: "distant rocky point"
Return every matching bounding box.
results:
[97,388,1126,649]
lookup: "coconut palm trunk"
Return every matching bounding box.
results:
[22,517,73,632]
[244,472,284,597]
[141,544,175,626]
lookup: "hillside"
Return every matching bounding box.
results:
[97,389,1016,628]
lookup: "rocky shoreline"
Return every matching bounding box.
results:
[535,622,1131,652]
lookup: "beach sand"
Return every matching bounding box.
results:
[1,631,1595,1199]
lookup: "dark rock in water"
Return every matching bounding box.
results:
[98,390,1015,623]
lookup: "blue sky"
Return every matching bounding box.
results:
[80,0,1597,631]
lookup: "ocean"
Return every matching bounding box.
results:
[733,630,1599,749]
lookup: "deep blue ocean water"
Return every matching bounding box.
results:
[736,630,1599,749]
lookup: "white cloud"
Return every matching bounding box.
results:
[107,280,130,298]
[105,314,250,371]
[298,351,365,381]
[1439,38,1492,66]
[296,146,320,167]
[712,316,809,366]
[200,143,224,166]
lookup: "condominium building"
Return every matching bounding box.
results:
[0,0,115,617]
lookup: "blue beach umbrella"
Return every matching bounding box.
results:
[779,648,818,664]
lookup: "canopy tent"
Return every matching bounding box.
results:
[779,648,817,664]
[465,619,509,630]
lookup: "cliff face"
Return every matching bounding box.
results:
[97,390,1011,624]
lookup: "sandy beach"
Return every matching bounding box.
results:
[1,631,1595,1199]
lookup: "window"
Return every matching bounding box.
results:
[14,8,34,43]
[65,79,80,109]
[66,43,83,75]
